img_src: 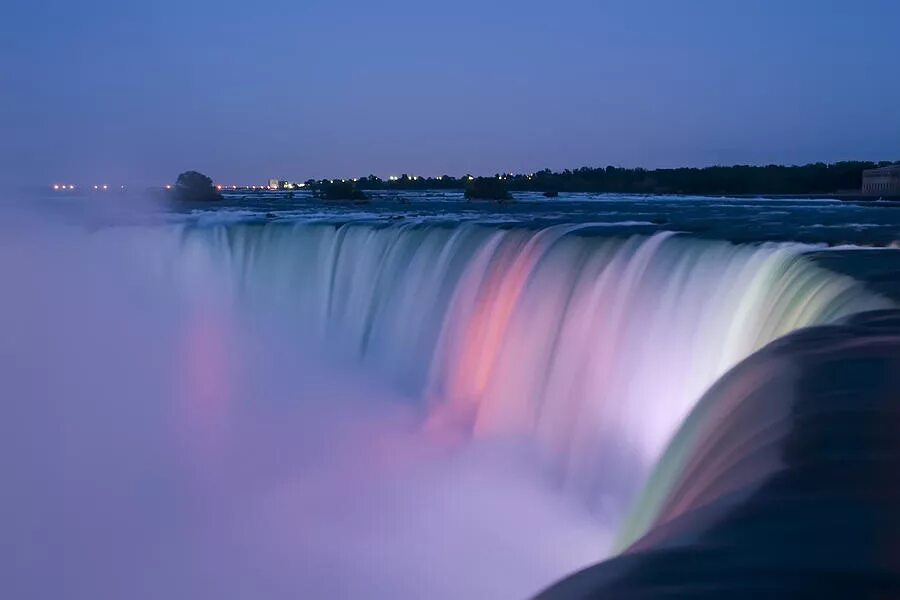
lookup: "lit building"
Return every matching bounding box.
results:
[862,164,900,196]
[268,179,302,190]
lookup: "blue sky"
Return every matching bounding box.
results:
[2,0,899,186]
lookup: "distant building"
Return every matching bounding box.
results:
[862,164,900,196]
[268,179,304,190]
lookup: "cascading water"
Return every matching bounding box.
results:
[537,309,900,598]
[166,221,890,528]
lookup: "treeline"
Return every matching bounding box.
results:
[304,161,896,195]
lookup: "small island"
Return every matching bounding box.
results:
[464,177,512,202]
[314,181,369,203]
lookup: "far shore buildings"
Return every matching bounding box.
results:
[862,164,900,195]
[268,178,305,190]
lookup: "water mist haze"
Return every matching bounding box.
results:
[0,205,607,600]
[0,196,892,598]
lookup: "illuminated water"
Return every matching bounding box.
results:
[539,309,900,598]
[3,192,900,598]
[173,222,889,516]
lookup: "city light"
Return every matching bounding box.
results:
[35,176,576,193]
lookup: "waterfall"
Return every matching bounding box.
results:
[167,221,890,524]
[6,217,895,599]
[537,309,900,598]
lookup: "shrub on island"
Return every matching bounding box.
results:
[173,171,222,201]
[464,177,512,201]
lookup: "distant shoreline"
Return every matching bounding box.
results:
[690,192,900,202]
[219,188,900,203]
[268,161,900,200]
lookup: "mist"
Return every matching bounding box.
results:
[0,204,608,600]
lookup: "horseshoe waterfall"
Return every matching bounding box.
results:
[3,218,895,600]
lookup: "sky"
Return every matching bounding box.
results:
[2,0,899,187]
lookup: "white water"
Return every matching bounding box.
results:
[172,222,888,521]
[1,217,891,599]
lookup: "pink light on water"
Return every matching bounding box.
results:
[427,230,565,437]
[453,246,531,401]
[175,306,237,471]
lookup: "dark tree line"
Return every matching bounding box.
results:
[304,161,896,195]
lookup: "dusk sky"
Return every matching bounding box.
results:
[3,0,899,187]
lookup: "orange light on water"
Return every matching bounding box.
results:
[437,240,542,436]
